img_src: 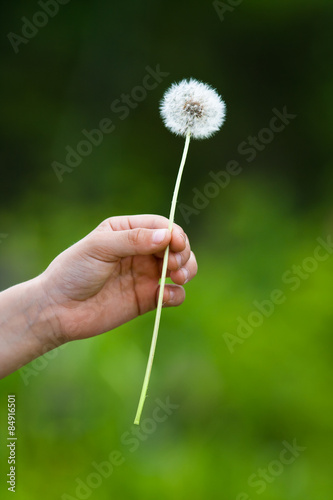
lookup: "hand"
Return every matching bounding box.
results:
[41,214,198,342]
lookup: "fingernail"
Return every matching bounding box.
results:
[169,288,175,302]
[182,268,189,283]
[175,253,182,269]
[153,229,168,244]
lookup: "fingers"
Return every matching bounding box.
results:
[154,231,188,260]
[103,214,171,232]
[161,233,191,272]
[158,284,186,308]
[159,249,197,284]
[93,215,191,262]
[159,250,197,307]
[100,215,188,253]
[90,227,172,261]
[169,251,198,285]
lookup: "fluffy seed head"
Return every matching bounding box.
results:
[160,78,226,139]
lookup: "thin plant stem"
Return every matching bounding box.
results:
[134,131,191,425]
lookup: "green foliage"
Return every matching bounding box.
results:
[1,0,333,498]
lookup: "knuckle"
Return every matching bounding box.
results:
[98,217,115,230]
[128,228,143,246]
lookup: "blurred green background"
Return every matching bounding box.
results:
[1,0,333,499]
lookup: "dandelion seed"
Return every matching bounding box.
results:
[134,79,226,425]
[160,78,226,139]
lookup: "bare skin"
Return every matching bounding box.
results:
[0,215,198,378]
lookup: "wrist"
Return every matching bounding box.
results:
[0,276,65,378]
[28,274,67,347]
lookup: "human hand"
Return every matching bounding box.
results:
[41,214,198,342]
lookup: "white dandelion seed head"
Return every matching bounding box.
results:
[160,78,226,139]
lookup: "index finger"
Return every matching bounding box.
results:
[101,214,189,254]
[104,214,170,231]
[103,214,186,242]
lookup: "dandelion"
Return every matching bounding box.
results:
[160,78,226,139]
[134,79,226,425]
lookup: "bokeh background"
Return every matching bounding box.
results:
[1,0,333,499]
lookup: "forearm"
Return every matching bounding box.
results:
[0,277,62,378]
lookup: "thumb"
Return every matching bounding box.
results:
[93,227,171,260]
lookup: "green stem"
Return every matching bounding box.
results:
[134,131,191,425]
